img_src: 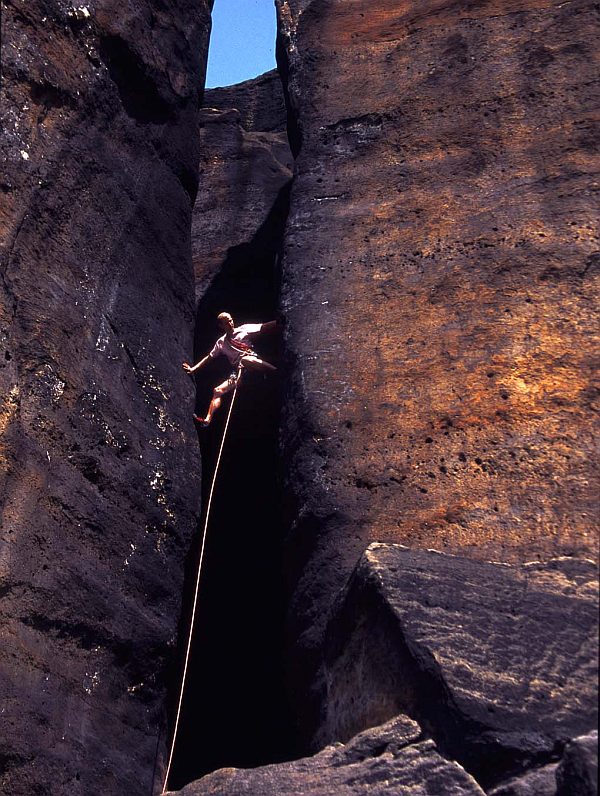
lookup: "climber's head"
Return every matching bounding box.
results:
[217,312,234,334]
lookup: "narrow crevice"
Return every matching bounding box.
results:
[167,181,296,789]
[275,19,303,158]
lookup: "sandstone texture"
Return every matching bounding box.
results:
[488,730,598,795]
[556,731,598,796]
[168,714,486,796]
[321,544,598,786]
[205,69,288,134]
[2,0,598,792]
[275,0,599,745]
[0,1,209,794]
[192,70,292,298]
[488,764,560,796]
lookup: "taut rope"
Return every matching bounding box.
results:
[161,371,242,794]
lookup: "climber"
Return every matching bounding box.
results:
[183,312,277,426]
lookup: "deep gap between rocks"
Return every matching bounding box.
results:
[167,181,296,790]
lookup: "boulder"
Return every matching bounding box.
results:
[169,714,486,796]
[489,731,599,795]
[321,544,598,787]
[556,731,598,796]
[488,764,558,795]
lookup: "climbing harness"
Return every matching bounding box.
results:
[161,368,243,794]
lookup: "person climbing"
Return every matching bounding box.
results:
[182,312,277,426]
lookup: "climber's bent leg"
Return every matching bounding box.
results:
[240,355,277,373]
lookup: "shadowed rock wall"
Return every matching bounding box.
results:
[275,0,599,746]
[0,1,210,793]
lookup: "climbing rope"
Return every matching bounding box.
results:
[161,368,243,794]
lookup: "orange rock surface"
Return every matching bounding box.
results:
[276,0,599,741]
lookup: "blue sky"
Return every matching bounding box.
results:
[206,0,278,88]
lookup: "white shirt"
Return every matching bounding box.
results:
[209,323,262,366]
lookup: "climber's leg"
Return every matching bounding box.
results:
[239,354,276,373]
[194,371,239,426]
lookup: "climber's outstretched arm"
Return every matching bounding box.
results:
[182,354,210,374]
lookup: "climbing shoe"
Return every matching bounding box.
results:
[193,415,210,427]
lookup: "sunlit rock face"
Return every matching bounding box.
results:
[0,1,210,793]
[192,70,293,298]
[275,0,599,744]
[205,69,289,135]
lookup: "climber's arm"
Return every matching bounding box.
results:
[182,354,211,374]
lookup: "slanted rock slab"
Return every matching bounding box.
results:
[321,544,598,787]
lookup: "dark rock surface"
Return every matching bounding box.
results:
[321,544,598,787]
[274,0,599,746]
[488,731,599,795]
[556,731,598,796]
[205,69,288,133]
[168,714,486,796]
[1,0,597,793]
[0,1,209,793]
[488,764,559,796]
[192,71,292,297]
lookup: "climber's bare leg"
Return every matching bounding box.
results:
[195,373,238,426]
[240,355,276,373]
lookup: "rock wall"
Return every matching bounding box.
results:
[191,70,292,298]
[275,0,599,746]
[205,69,288,134]
[0,1,210,794]
[2,0,597,793]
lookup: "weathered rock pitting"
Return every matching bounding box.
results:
[0,1,210,793]
[275,0,599,746]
